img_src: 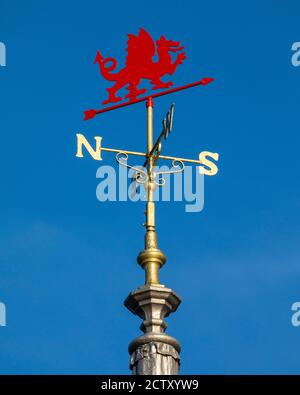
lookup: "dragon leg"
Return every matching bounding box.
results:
[124,80,146,101]
[150,78,173,90]
[102,83,125,105]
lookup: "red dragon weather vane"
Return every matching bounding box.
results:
[78,27,219,375]
[84,28,214,120]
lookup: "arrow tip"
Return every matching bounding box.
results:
[200,77,215,85]
[84,109,97,120]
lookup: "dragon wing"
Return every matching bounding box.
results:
[125,28,156,68]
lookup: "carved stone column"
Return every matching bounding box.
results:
[124,283,181,375]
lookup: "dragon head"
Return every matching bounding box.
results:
[156,35,185,53]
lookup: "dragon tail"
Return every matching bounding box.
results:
[94,51,118,82]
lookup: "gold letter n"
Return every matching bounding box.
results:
[76,133,102,161]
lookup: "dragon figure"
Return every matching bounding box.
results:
[94,28,187,105]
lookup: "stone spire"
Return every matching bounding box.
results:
[124,282,181,375]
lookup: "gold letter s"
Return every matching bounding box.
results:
[199,151,219,176]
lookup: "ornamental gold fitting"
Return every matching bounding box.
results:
[137,248,166,285]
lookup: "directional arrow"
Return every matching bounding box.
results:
[84,77,214,120]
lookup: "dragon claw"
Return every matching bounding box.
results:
[152,81,173,90]
[125,88,147,99]
[102,96,122,105]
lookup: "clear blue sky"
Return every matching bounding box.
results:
[0,0,300,374]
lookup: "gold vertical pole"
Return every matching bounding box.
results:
[147,97,153,155]
[137,97,166,285]
[146,97,155,237]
